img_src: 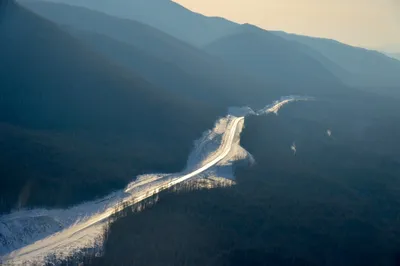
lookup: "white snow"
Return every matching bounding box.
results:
[0,96,310,265]
[291,142,297,155]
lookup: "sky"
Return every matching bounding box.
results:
[173,0,400,51]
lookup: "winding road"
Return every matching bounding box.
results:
[2,97,303,264]
[3,117,245,264]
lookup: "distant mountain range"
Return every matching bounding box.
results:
[21,0,359,101]
[274,32,400,88]
[28,0,400,92]
[19,0,285,108]
[27,0,238,47]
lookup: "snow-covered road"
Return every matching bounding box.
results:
[1,96,309,265]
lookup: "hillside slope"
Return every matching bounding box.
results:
[0,1,215,213]
[204,24,346,97]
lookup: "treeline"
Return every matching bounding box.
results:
[40,178,231,266]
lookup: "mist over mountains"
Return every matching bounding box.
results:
[23,0,400,94]
[1,0,400,265]
[275,32,400,89]
[24,0,238,47]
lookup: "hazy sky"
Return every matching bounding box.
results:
[174,0,400,51]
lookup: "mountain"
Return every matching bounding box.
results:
[25,0,237,47]
[0,1,216,213]
[19,1,287,107]
[274,31,400,88]
[387,53,400,61]
[18,1,217,74]
[25,0,400,92]
[204,24,347,97]
[23,0,397,97]
[69,29,200,98]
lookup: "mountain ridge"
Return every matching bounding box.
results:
[274,31,400,88]
[21,0,400,92]
[20,0,288,107]
[24,0,237,46]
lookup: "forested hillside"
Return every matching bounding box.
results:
[0,1,216,213]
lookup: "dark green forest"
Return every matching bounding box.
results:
[75,98,400,266]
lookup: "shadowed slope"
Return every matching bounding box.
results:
[0,2,215,212]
